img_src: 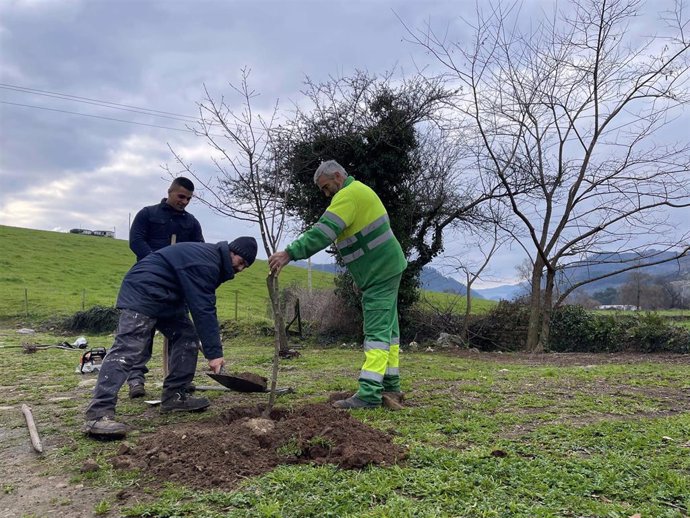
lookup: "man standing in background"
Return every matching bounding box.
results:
[126,176,204,398]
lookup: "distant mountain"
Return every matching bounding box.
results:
[294,249,690,301]
[419,267,484,298]
[473,250,690,301]
[559,250,690,294]
[292,261,483,298]
[474,283,527,301]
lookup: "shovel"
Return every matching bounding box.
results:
[206,367,294,394]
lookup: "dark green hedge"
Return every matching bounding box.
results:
[60,305,120,334]
[411,301,690,353]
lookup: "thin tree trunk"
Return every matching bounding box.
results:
[526,259,544,352]
[539,268,555,351]
[462,271,471,343]
[263,273,287,417]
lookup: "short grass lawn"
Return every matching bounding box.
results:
[0,326,689,517]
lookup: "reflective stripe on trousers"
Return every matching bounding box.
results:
[356,273,402,403]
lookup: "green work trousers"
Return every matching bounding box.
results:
[356,273,402,404]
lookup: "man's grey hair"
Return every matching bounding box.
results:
[313,160,348,184]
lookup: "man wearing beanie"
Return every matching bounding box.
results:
[228,236,257,265]
[84,237,257,439]
[269,160,406,410]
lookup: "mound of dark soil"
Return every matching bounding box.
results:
[118,403,406,490]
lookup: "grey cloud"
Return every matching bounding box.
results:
[7,0,680,283]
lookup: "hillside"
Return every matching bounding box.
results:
[560,250,690,293]
[294,261,483,297]
[419,267,484,298]
[0,225,335,321]
[473,250,690,301]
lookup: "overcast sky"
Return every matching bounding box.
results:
[1,0,686,289]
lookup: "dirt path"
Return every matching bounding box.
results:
[0,420,111,518]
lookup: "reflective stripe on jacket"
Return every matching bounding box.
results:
[286,176,407,289]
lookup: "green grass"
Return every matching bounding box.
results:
[0,225,492,324]
[1,322,688,517]
[418,290,497,314]
[0,225,334,321]
[592,308,690,329]
[3,225,686,516]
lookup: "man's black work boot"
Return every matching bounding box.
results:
[160,389,210,413]
[128,382,146,399]
[84,416,128,438]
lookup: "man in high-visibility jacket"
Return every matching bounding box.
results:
[269,160,407,408]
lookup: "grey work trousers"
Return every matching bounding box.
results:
[85,309,200,420]
[126,327,156,387]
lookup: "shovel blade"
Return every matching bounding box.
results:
[206,372,267,392]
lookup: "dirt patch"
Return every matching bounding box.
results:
[118,403,407,490]
[0,427,110,518]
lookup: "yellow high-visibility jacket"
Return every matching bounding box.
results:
[286,176,407,289]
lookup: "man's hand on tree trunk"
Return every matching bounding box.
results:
[268,250,291,275]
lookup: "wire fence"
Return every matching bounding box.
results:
[2,287,274,323]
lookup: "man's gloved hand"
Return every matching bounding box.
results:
[208,357,225,374]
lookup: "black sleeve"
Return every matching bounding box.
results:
[129,208,153,261]
[177,265,222,360]
[192,217,205,243]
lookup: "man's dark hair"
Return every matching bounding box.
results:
[170,177,195,192]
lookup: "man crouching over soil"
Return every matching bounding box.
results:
[84,237,257,439]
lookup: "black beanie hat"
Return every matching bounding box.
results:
[228,236,258,267]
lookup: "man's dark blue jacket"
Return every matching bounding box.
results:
[116,242,234,360]
[129,200,204,261]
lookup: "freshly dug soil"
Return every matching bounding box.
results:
[120,403,406,490]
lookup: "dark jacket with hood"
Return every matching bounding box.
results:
[116,241,234,360]
[129,200,204,261]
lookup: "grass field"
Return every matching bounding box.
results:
[0,225,335,322]
[0,225,492,324]
[0,328,688,517]
[1,226,688,517]
[418,290,497,315]
[592,307,690,330]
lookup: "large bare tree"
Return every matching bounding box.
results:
[167,68,290,413]
[406,0,690,350]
